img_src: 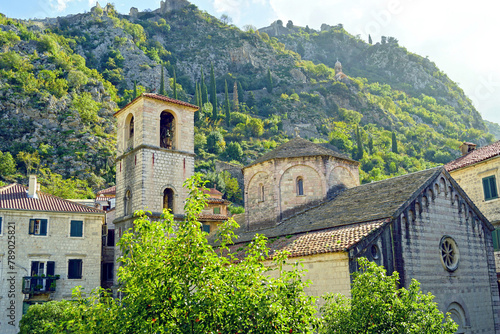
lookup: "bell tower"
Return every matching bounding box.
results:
[113,93,198,230]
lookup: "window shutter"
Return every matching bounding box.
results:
[107,229,115,246]
[47,261,55,276]
[29,219,35,235]
[490,177,498,198]
[40,219,47,236]
[31,261,39,276]
[0,217,2,234]
[71,220,83,237]
[203,225,211,233]
[483,178,492,200]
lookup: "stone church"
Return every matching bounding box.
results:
[113,94,500,333]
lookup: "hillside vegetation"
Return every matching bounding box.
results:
[0,3,496,201]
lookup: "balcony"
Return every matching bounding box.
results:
[22,276,60,294]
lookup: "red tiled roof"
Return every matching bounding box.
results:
[229,219,388,259]
[445,141,500,172]
[97,186,116,196]
[199,213,229,221]
[0,184,104,214]
[203,188,223,196]
[206,198,230,204]
[114,93,198,117]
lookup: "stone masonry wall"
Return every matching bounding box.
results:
[264,252,351,307]
[244,155,359,229]
[0,210,104,333]
[400,174,500,333]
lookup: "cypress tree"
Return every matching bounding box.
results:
[194,82,200,123]
[133,80,137,99]
[201,66,208,104]
[173,68,177,100]
[356,125,364,160]
[159,63,166,95]
[233,81,239,112]
[368,136,374,155]
[368,34,372,44]
[391,132,398,154]
[247,91,256,108]
[224,80,231,127]
[210,63,217,121]
[237,81,245,104]
[266,68,273,93]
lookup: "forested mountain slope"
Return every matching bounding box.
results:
[0,2,496,201]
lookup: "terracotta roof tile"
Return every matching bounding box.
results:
[228,219,388,259]
[206,198,230,204]
[203,188,223,196]
[199,213,228,221]
[114,93,198,117]
[445,141,500,171]
[0,184,103,214]
[97,186,116,196]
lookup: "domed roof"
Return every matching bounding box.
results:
[244,137,356,168]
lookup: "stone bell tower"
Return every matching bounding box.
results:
[113,93,198,231]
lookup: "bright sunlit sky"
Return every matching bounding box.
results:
[1,0,499,125]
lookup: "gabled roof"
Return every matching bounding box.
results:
[203,188,223,196]
[199,213,229,221]
[244,137,357,168]
[97,185,116,196]
[233,167,443,244]
[228,219,388,259]
[0,184,104,214]
[445,141,500,172]
[114,93,198,117]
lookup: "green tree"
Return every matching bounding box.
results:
[160,63,166,95]
[297,42,305,57]
[201,66,208,104]
[0,151,17,179]
[237,81,245,104]
[17,151,40,174]
[355,125,364,160]
[247,91,256,108]
[232,81,239,112]
[224,141,243,162]
[368,136,374,155]
[206,130,225,154]
[38,168,95,199]
[133,80,137,99]
[224,79,231,127]
[368,34,373,44]
[392,132,398,154]
[319,258,457,334]
[210,62,217,121]
[194,82,201,123]
[172,68,177,99]
[266,68,273,93]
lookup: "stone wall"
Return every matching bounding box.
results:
[0,210,104,333]
[399,174,500,333]
[243,155,359,229]
[264,252,351,307]
[449,156,500,225]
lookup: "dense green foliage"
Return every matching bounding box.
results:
[0,5,497,200]
[19,176,318,333]
[319,258,458,334]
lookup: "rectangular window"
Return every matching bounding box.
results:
[0,217,2,235]
[29,219,47,236]
[68,259,83,279]
[213,207,220,214]
[107,229,115,247]
[70,220,83,237]
[483,176,499,201]
[102,263,113,281]
[202,224,211,233]
[493,229,500,251]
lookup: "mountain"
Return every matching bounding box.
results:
[0,1,496,199]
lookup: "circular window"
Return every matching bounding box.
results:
[371,245,379,260]
[440,236,459,272]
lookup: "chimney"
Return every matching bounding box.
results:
[28,175,38,198]
[459,142,477,156]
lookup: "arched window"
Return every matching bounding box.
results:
[124,190,132,216]
[297,177,304,196]
[163,188,174,212]
[129,116,134,139]
[259,184,265,202]
[160,112,175,149]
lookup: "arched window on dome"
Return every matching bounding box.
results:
[296,177,304,196]
[259,184,265,202]
[160,111,175,149]
[163,188,174,213]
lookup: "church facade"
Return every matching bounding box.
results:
[113,94,500,333]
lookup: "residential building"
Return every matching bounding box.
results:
[0,175,105,333]
[199,188,230,233]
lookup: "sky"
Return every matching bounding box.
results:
[1,0,499,125]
